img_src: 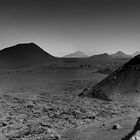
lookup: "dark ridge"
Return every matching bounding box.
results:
[126,54,140,65]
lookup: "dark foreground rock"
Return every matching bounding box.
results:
[112,123,121,130]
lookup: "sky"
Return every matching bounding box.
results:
[0,0,140,56]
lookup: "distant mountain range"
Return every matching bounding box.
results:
[111,51,140,59]
[63,51,89,58]
[63,51,140,59]
[0,42,138,69]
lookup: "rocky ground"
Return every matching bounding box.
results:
[0,93,138,140]
[0,60,136,140]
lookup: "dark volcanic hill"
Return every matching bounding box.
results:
[79,54,140,101]
[0,43,56,69]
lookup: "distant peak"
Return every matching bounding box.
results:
[63,51,88,58]
[93,53,110,57]
[75,51,82,53]
[72,51,84,54]
[89,53,113,62]
[111,51,131,58]
[102,53,109,55]
[116,51,125,54]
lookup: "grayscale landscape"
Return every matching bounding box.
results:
[0,42,137,140]
[1,0,140,140]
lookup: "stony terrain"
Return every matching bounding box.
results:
[0,93,138,140]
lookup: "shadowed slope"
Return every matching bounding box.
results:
[79,54,140,101]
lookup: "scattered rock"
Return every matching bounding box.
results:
[49,134,61,140]
[102,123,106,127]
[79,88,88,97]
[136,89,140,92]
[112,123,121,130]
[0,94,136,139]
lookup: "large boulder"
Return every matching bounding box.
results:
[112,123,121,130]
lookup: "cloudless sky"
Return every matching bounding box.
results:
[0,0,140,56]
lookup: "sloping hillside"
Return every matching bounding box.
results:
[79,54,140,101]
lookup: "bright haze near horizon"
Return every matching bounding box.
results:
[0,0,140,57]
